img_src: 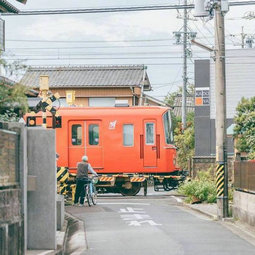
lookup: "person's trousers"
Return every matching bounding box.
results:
[74,179,89,204]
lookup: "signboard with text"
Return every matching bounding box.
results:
[195,87,210,106]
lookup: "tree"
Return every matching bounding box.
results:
[234,97,255,159]
[164,85,195,170]
[0,59,28,121]
[174,112,194,170]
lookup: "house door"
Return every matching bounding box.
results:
[68,120,103,171]
[143,120,157,167]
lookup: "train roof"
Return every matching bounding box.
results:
[56,106,170,117]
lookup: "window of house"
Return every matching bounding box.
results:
[146,123,155,145]
[123,124,134,146]
[89,124,99,145]
[72,125,82,145]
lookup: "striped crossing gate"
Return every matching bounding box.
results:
[57,167,69,196]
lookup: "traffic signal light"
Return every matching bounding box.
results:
[55,116,62,128]
[27,116,36,127]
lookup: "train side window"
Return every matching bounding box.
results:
[89,124,99,145]
[123,124,134,146]
[145,123,155,145]
[72,125,82,145]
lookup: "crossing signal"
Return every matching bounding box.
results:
[27,116,36,127]
[55,116,62,128]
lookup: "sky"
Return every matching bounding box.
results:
[2,0,255,100]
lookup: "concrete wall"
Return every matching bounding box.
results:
[233,190,255,226]
[27,127,57,250]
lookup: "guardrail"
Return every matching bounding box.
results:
[234,161,255,193]
[0,129,19,187]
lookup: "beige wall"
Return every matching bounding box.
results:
[50,87,134,106]
[51,87,133,97]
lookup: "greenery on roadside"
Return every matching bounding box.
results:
[174,112,194,170]
[164,85,195,170]
[0,58,28,122]
[234,96,255,159]
[178,171,217,204]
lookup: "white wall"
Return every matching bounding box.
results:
[210,48,255,119]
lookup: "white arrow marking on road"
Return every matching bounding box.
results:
[119,207,145,213]
[128,220,162,226]
[121,214,151,221]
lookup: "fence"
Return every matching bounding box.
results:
[0,129,19,187]
[234,161,255,193]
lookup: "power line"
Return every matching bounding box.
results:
[3,51,209,57]
[2,1,255,16]
[6,38,173,43]
[2,56,206,60]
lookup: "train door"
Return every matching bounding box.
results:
[68,120,103,171]
[143,120,157,167]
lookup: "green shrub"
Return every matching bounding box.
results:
[178,170,217,204]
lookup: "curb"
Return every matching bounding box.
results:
[171,195,218,220]
[63,212,87,255]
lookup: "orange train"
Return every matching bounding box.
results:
[26,106,185,195]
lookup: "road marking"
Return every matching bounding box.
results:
[98,202,150,205]
[119,207,162,227]
[128,220,162,226]
[119,207,145,213]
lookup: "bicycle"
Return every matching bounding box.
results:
[85,176,98,206]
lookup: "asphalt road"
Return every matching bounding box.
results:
[66,189,255,255]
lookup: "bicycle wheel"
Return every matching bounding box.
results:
[91,190,97,205]
[86,185,92,207]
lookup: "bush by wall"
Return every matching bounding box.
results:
[178,171,217,204]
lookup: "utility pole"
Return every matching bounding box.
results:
[241,26,246,48]
[214,1,228,219]
[174,0,196,129]
[182,0,188,129]
[193,0,229,219]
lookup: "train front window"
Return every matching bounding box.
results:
[89,124,99,145]
[72,125,82,145]
[146,123,155,145]
[163,110,174,144]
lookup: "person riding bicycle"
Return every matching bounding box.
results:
[73,155,98,206]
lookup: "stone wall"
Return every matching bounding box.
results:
[192,156,234,181]
[0,124,24,255]
[0,129,19,186]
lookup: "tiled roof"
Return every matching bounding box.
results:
[20,65,151,91]
[173,94,195,117]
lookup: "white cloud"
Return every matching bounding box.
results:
[23,11,183,41]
